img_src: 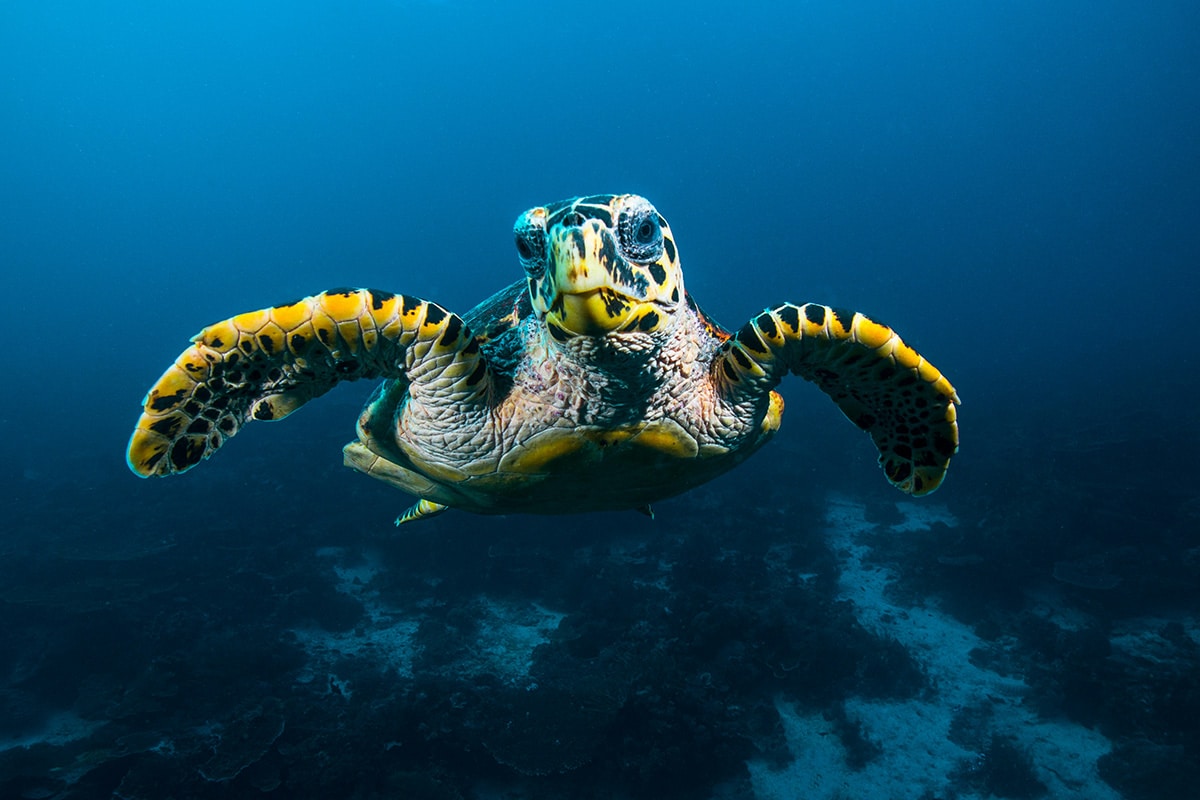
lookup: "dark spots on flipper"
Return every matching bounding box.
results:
[218,418,236,434]
[464,338,480,355]
[730,346,752,370]
[202,408,221,421]
[913,475,927,493]
[439,316,463,346]
[424,304,447,326]
[253,403,275,421]
[547,322,569,342]
[467,360,487,385]
[186,418,210,435]
[208,337,224,349]
[328,287,357,296]
[317,326,332,346]
[721,358,739,382]
[933,433,957,458]
[885,460,913,484]
[916,449,938,467]
[193,386,212,403]
[143,450,165,471]
[813,367,838,382]
[169,437,205,471]
[149,389,187,412]
[247,369,262,382]
[831,308,855,332]
[149,417,182,437]
[663,237,677,263]
[737,326,768,354]
[854,413,877,430]
[892,443,913,460]
[183,400,202,416]
[637,310,660,331]
[368,289,395,310]
[225,369,244,383]
[259,335,275,353]
[649,261,667,285]
[755,312,778,340]
[779,304,801,332]
[803,304,825,325]
[401,295,421,316]
[240,340,254,355]
[183,360,204,375]
[290,333,307,351]
[335,360,360,375]
[267,368,283,382]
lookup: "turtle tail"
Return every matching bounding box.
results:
[127,289,488,477]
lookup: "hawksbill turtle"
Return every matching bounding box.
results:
[127,194,959,524]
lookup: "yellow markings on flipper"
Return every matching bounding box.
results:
[141,364,199,411]
[268,299,311,331]
[319,289,368,322]
[850,315,892,349]
[892,341,922,370]
[718,301,960,496]
[194,318,240,352]
[254,321,287,356]
[129,288,489,478]
[228,307,271,335]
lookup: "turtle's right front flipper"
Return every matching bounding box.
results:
[127,289,489,477]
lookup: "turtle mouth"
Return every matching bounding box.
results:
[548,289,665,337]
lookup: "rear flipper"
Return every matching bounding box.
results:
[715,302,959,495]
[127,288,489,477]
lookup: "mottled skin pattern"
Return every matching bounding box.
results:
[128,194,959,524]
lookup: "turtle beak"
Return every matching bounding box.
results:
[547,222,642,335]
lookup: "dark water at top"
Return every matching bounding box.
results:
[2,2,1197,798]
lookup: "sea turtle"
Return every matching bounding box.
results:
[127,194,959,524]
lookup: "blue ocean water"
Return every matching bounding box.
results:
[2,1,1197,797]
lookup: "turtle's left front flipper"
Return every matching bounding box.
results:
[715,302,959,495]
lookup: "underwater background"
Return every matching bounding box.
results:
[2,1,1198,798]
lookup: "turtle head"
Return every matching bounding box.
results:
[514,194,684,339]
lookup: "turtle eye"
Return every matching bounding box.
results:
[619,207,663,262]
[513,227,546,274]
[515,235,534,260]
[634,218,657,245]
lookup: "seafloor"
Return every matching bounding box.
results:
[2,389,1197,799]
